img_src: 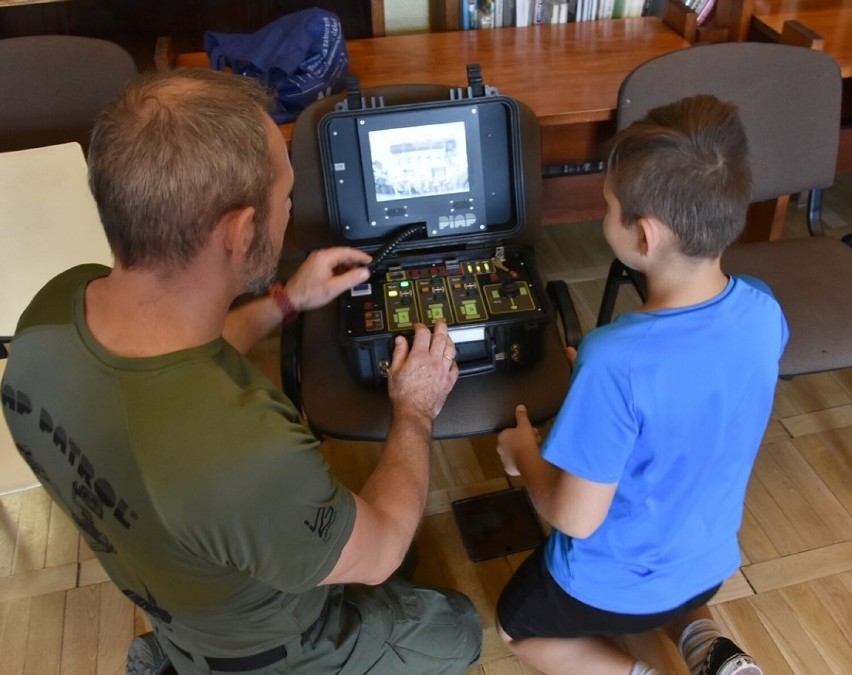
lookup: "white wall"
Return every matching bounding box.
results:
[384,0,430,34]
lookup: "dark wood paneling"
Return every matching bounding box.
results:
[0,0,376,70]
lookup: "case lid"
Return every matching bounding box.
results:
[316,67,537,255]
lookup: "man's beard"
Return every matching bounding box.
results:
[243,224,279,294]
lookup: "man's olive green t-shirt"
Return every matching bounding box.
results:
[1,265,356,657]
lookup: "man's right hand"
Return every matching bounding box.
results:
[387,321,458,424]
[321,320,458,586]
[284,247,372,312]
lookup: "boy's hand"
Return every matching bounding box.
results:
[565,346,578,369]
[496,404,541,476]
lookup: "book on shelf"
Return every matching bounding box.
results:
[458,0,671,30]
[542,0,569,23]
[598,0,615,19]
[624,0,645,17]
[515,0,531,26]
[566,0,580,21]
[591,0,601,20]
[461,0,498,29]
[480,0,499,28]
[503,0,517,26]
[695,0,717,25]
[577,0,600,21]
[530,0,546,24]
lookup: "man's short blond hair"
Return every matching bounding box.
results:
[88,68,277,270]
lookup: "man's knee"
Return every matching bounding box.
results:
[443,588,483,664]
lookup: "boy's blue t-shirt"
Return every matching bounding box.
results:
[543,275,788,614]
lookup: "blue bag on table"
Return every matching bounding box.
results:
[204,8,349,124]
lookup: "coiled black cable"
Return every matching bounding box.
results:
[368,223,427,273]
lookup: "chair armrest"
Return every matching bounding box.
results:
[154,36,177,71]
[780,20,825,50]
[663,0,698,44]
[279,316,303,413]
[546,280,583,350]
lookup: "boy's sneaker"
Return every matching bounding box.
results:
[699,637,762,675]
[126,632,176,675]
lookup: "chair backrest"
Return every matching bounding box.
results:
[616,43,841,202]
[288,83,543,253]
[0,143,112,341]
[0,35,138,153]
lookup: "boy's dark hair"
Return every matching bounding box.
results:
[606,94,753,257]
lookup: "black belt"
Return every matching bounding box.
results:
[169,640,287,673]
[164,599,329,672]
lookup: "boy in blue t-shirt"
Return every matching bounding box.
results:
[495,95,788,675]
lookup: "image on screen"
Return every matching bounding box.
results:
[368,121,469,203]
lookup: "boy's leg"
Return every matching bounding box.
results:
[497,623,650,675]
[496,547,661,675]
[663,606,762,675]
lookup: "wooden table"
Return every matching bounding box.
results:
[175,18,688,135]
[0,1,68,6]
[170,18,691,224]
[751,0,852,77]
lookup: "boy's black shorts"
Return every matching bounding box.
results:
[497,545,721,640]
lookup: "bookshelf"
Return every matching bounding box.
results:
[429,0,748,42]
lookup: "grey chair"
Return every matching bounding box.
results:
[596,42,852,377]
[0,35,138,153]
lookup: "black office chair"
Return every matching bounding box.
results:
[279,82,581,441]
[0,35,138,153]
[596,42,852,378]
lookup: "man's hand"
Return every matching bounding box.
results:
[322,320,458,586]
[285,247,372,311]
[496,404,541,476]
[387,321,458,424]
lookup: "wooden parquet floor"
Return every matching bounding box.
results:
[1,177,851,673]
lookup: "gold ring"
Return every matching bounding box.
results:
[443,354,455,362]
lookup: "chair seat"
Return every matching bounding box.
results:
[297,301,571,441]
[722,237,852,377]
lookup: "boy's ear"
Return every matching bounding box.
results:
[635,216,652,257]
[636,215,671,257]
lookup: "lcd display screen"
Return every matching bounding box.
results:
[368,121,470,203]
[320,97,518,245]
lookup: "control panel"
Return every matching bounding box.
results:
[341,248,542,338]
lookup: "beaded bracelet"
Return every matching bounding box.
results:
[268,282,299,325]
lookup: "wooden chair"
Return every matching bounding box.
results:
[596,42,852,378]
[659,2,826,48]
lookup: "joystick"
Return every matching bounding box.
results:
[498,270,520,298]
